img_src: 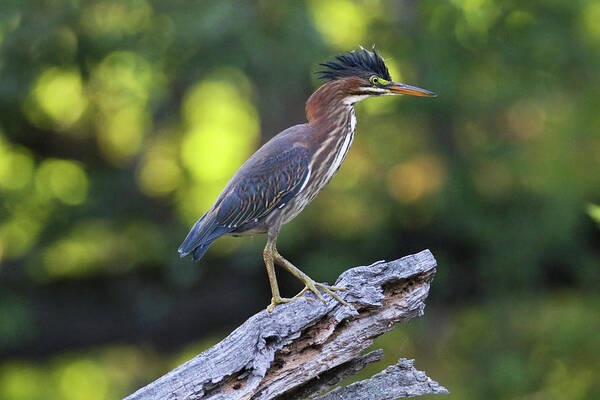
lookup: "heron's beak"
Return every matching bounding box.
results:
[386,82,437,97]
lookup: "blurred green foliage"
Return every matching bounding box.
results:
[1,294,598,399]
[360,293,600,399]
[0,0,598,399]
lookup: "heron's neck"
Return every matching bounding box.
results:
[305,80,360,126]
[304,82,358,190]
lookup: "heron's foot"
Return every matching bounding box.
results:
[266,283,348,312]
[300,279,349,307]
[267,296,300,312]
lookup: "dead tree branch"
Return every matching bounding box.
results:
[125,250,447,400]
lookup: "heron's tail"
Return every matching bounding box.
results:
[178,213,229,261]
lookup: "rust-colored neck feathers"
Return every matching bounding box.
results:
[305,77,364,123]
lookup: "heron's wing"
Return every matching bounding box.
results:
[179,125,313,259]
[214,145,311,229]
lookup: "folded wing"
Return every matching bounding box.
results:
[178,145,312,260]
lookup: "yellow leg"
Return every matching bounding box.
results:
[263,228,348,312]
[273,249,348,307]
[265,230,300,312]
[263,236,281,312]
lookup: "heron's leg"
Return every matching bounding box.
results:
[265,229,297,312]
[272,248,348,307]
[263,235,281,312]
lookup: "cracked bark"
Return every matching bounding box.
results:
[124,249,447,400]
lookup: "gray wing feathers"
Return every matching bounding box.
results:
[178,142,312,261]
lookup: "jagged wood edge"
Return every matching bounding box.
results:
[124,249,442,400]
[313,358,449,400]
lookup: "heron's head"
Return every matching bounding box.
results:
[316,47,436,104]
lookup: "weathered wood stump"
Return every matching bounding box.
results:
[125,249,447,400]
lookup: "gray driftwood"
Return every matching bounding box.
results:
[125,250,446,400]
[314,358,448,400]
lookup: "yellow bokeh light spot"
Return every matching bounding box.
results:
[27,67,88,130]
[35,159,89,205]
[81,0,153,37]
[182,124,256,182]
[387,154,446,203]
[452,0,499,32]
[179,74,259,212]
[587,203,600,225]
[580,1,600,44]
[90,51,159,165]
[0,136,34,191]
[308,0,369,49]
[44,238,97,277]
[42,219,163,278]
[92,51,158,111]
[42,221,116,278]
[451,0,499,47]
[181,79,257,132]
[137,153,182,197]
[0,213,43,258]
[59,360,108,400]
[97,107,149,165]
[0,364,45,400]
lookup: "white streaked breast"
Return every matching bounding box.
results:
[298,166,312,193]
[324,107,356,182]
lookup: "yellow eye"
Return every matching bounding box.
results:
[370,75,389,86]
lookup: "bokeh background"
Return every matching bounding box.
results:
[1,0,599,399]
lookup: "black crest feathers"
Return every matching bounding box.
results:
[316,46,391,82]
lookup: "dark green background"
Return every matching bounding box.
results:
[1,1,599,399]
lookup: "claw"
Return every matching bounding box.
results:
[306,281,327,303]
[292,287,310,300]
[266,281,349,312]
[266,249,350,311]
[327,286,348,291]
[315,283,349,306]
[267,289,318,312]
[267,296,295,312]
[300,280,349,307]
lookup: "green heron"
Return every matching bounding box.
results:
[179,48,436,311]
